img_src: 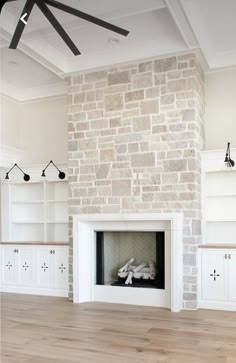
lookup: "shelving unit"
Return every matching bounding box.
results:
[200,149,236,311]
[1,165,68,243]
[201,149,236,245]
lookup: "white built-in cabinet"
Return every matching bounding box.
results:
[0,164,69,297]
[1,244,68,297]
[200,248,236,310]
[200,149,236,311]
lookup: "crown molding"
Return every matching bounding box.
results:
[0,81,67,102]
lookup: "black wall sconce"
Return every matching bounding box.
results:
[224,142,235,168]
[41,160,66,179]
[5,163,30,182]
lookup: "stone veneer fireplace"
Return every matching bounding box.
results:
[67,53,205,309]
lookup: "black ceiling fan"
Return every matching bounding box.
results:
[4,0,129,55]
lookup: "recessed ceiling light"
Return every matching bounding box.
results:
[8,61,19,67]
[108,38,120,45]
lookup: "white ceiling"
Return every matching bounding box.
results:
[0,0,236,101]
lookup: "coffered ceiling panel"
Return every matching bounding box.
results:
[0,0,236,100]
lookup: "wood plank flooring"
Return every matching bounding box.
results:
[1,293,236,363]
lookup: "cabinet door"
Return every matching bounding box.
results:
[54,247,68,290]
[202,249,227,301]
[18,247,34,287]
[1,246,19,286]
[228,251,236,302]
[37,247,53,288]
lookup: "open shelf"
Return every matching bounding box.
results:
[3,177,68,243]
[202,154,236,246]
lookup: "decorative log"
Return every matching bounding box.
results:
[133,263,146,273]
[125,271,133,285]
[118,257,135,273]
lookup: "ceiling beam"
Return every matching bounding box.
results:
[165,0,198,49]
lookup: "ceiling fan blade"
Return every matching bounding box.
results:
[36,1,81,56]
[45,0,129,37]
[9,0,36,49]
[0,0,17,14]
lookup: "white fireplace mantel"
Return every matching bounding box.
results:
[73,213,183,312]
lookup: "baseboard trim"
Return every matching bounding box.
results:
[199,300,236,311]
[0,286,68,298]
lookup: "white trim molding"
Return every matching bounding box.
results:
[73,213,183,312]
[0,144,24,168]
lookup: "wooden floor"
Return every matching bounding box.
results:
[1,293,236,363]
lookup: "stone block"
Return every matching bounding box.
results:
[132,73,153,89]
[95,164,110,179]
[146,87,160,99]
[183,253,197,266]
[162,173,178,184]
[154,57,177,72]
[105,93,124,112]
[85,70,106,83]
[128,143,139,153]
[141,100,159,115]
[74,92,86,104]
[132,116,151,132]
[152,125,167,134]
[78,138,97,150]
[163,159,187,172]
[138,61,152,73]
[154,74,166,85]
[108,71,130,85]
[72,112,86,121]
[161,94,175,105]
[131,153,155,167]
[167,78,194,93]
[100,148,115,162]
[125,90,144,102]
[182,109,195,121]
[68,140,78,152]
[112,179,131,196]
[91,119,108,129]
[192,219,201,235]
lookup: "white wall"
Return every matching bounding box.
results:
[0,95,22,148]
[205,69,236,150]
[0,95,68,165]
[20,96,68,164]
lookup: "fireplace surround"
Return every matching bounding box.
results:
[73,213,183,312]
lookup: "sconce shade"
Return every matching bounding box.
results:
[224,142,235,168]
[58,171,66,180]
[24,174,30,182]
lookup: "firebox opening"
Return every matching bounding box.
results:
[96,231,165,289]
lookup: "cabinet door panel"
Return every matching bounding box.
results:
[54,248,68,289]
[228,251,236,302]
[37,248,53,288]
[1,247,18,286]
[202,250,227,301]
[19,247,34,287]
